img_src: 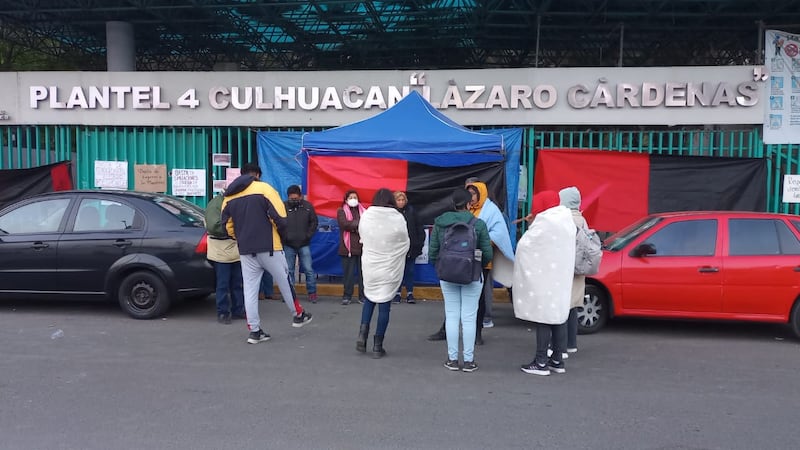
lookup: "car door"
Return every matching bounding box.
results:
[56,197,144,294]
[722,218,800,318]
[621,218,723,313]
[0,196,72,294]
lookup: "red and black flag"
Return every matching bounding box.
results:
[0,161,73,210]
[534,149,766,233]
[306,155,505,225]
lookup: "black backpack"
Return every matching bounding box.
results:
[435,217,482,284]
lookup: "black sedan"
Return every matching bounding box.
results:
[0,190,215,319]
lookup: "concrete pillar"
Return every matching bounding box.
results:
[106,21,135,71]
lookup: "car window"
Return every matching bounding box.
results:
[73,198,140,232]
[603,216,663,251]
[729,219,800,255]
[0,198,71,234]
[642,219,717,256]
[151,195,205,227]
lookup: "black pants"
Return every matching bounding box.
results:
[535,322,567,365]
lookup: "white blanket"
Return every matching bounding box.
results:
[358,206,410,303]
[512,205,576,324]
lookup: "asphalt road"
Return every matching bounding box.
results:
[1,295,799,450]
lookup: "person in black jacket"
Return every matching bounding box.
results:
[393,191,425,304]
[283,185,319,303]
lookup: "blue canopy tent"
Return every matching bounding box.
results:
[289,91,520,284]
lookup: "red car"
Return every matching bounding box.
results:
[580,211,800,338]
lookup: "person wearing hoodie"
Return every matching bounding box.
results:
[392,191,425,304]
[220,163,312,344]
[429,188,493,372]
[283,185,319,303]
[515,190,575,376]
[337,190,366,305]
[559,186,587,354]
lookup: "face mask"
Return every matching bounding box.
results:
[347,198,359,208]
[288,199,301,208]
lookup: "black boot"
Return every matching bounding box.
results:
[356,323,369,353]
[372,335,387,359]
[427,321,446,341]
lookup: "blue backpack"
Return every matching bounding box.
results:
[435,217,482,284]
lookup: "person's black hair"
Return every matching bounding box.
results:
[343,189,359,203]
[371,188,396,207]
[287,185,302,196]
[452,187,472,210]
[466,184,480,202]
[242,162,262,177]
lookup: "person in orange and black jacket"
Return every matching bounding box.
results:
[337,189,365,305]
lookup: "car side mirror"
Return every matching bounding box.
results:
[630,242,656,257]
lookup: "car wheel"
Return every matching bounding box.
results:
[790,299,800,339]
[577,284,609,334]
[117,271,171,319]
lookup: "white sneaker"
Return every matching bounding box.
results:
[482,319,494,328]
[567,347,578,353]
[546,348,568,359]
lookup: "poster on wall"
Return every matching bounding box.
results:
[783,174,800,203]
[171,168,206,196]
[94,160,128,190]
[764,29,800,144]
[134,164,167,192]
[212,153,231,166]
[225,167,240,187]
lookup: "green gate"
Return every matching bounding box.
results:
[4,125,800,215]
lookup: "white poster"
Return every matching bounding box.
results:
[783,174,800,203]
[764,30,800,144]
[171,168,206,196]
[94,160,128,190]
[415,227,430,265]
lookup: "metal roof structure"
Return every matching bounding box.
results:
[1,1,799,71]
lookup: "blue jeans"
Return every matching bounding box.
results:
[440,279,483,362]
[284,245,317,295]
[214,261,244,316]
[398,257,415,296]
[360,298,391,336]
[260,271,273,296]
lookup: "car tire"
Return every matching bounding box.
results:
[118,271,171,319]
[790,299,800,339]
[578,284,609,335]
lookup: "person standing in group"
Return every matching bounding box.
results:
[514,191,575,376]
[337,190,366,305]
[427,178,514,345]
[355,189,410,358]
[283,185,319,303]
[204,192,245,324]
[559,186,586,355]
[221,163,312,344]
[392,191,425,304]
[429,188,493,372]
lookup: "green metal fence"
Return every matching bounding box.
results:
[3,125,800,216]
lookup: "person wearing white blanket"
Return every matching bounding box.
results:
[514,191,576,376]
[356,188,410,358]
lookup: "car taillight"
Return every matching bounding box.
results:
[195,232,208,254]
